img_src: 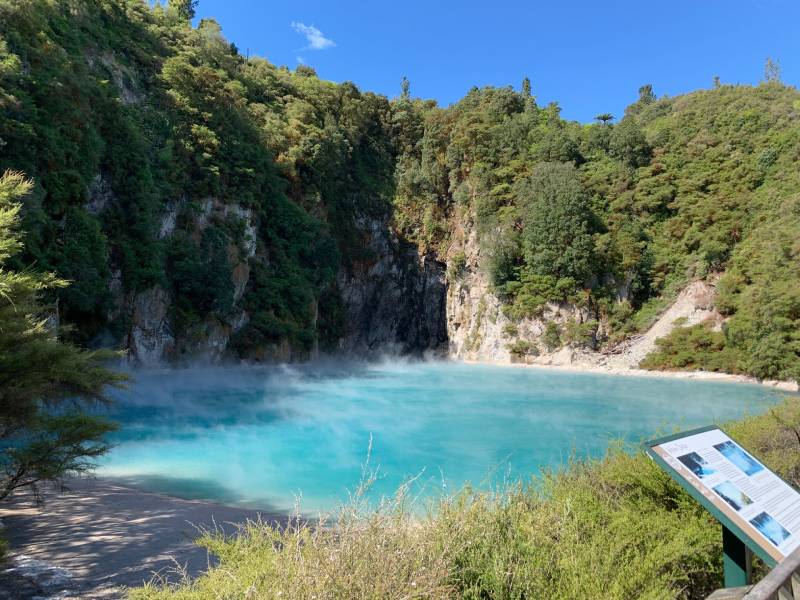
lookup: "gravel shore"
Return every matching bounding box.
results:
[0,478,283,599]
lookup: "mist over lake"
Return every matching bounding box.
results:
[98,361,783,512]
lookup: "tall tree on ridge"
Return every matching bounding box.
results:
[400,76,411,100]
[521,76,536,111]
[638,84,656,105]
[764,57,781,83]
[522,77,531,98]
[595,113,614,125]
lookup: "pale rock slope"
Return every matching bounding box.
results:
[600,280,720,371]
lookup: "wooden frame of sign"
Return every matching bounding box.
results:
[646,426,800,579]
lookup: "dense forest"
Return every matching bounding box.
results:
[394,78,800,381]
[0,0,397,358]
[0,0,798,379]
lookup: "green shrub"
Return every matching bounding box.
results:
[483,228,521,289]
[564,319,598,349]
[608,117,652,168]
[640,323,744,373]
[447,251,467,282]
[502,322,519,337]
[507,339,539,359]
[503,272,563,319]
[542,321,562,351]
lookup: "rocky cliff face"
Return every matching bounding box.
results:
[108,195,447,365]
[444,222,596,364]
[96,175,703,368]
[112,196,255,365]
[98,184,717,369]
[336,215,447,356]
[127,286,174,366]
[441,208,727,370]
[71,37,624,369]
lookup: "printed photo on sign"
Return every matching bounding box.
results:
[750,512,791,548]
[678,452,717,478]
[712,481,753,511]
[714,441,764,476]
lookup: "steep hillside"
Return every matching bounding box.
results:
[1,0,798,379]
[393,82,800,380]
[0,0,444,364]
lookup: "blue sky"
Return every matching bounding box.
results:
[193,0,800,123]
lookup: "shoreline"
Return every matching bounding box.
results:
[108,353,797,393]
[460,358,799,392]
[0,478,283,599]
[1,364,794,597]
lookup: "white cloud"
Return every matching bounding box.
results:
[291,22,335,50]
[296,56,305,64]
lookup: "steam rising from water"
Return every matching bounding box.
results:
[98,360,782,512]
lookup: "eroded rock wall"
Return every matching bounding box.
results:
[119,197,256,365]
[107,196,447,365]
[96,180,711,368]
[337,216,447,356]
[445,225,595,364]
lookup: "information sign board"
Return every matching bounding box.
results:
[646,426,800,566]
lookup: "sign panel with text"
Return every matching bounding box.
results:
[646,426,800,565]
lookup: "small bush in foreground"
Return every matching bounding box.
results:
[131,398,800,600]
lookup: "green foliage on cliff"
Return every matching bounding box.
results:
[132,397,800,600]
[391,78,800,379]
[640,321,744,374]
[165,227,234,333]
[0,0,394,354]
[519,162,596,284]
[0,171,123,500]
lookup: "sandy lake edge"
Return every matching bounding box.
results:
[461,357,799,392]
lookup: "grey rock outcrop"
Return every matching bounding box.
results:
[127,286,174,366]
[444,215,597,364]
[87,51,143,105]
[337,216,447,355]
[85,174,114,215]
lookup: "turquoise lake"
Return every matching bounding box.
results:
[98,361,786,513]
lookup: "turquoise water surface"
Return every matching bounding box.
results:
[98,361,785,512]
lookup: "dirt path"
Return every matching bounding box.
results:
[0,478,283,599]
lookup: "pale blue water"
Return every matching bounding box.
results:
[98,361,785,513]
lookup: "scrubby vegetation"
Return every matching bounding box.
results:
[640,321,744,374]
[132,398,800,600]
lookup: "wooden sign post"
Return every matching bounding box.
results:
[646,426,800,588]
